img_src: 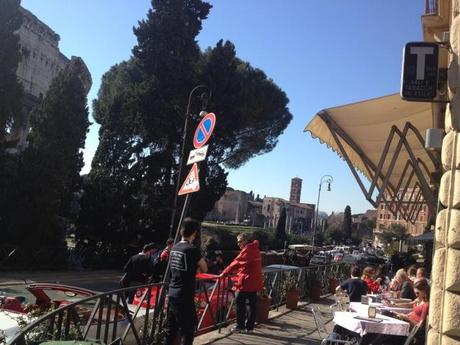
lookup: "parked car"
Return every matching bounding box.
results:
[333,253,344,262]
[342,254,359,264]
[0,283,124,343]
[309,254,330,266]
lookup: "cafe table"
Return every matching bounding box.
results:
[349,302,412,315]
[332,306,411,345]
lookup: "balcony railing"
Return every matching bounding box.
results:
[425,0,437,15]
[7,263,350,345]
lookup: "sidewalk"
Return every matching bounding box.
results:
[195,297,335,345]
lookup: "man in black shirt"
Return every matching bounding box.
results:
[120,243,156,302]
[336,266,368,302]
[164,218,207,345]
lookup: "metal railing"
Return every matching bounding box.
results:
[7,263,349,345]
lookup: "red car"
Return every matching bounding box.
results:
[0,283,114,342]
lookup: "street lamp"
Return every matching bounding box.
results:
[313,174,333,248]
[168,85,211,238]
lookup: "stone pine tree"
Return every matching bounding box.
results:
[0,0,23,141]
[276,207,288,247]
[80,0,292,249]
[343,205,352,242]
[5,61,90,264]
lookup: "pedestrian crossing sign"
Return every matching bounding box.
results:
[178,163,200,195]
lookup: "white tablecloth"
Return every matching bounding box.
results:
[333,311,410,337]
[350,302,412,315]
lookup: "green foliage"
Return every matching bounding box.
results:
[287,233,310,245]
[314,232,325,247]
[252,228,278,250]
[282,272,298,293]
[275,207,287,242]
[4,66,89,255]
[81,0,292,248]
[202,226,238,251]
[378,223,408,245]
[324,222,344,244]
[0,0,23,140]
[343,205,352,241]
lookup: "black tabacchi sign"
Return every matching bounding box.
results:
[401,42,439,101]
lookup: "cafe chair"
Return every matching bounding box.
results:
[311,306,356,344]
[403,324,420,345]
[311,306,329,338]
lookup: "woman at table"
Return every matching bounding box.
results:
[408,265,417,284]
[387,279,430,327]
[389,268,416,300]
[375,265,390,290]
[362,266,380,294]
[416,267,431,285]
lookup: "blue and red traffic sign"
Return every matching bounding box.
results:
[193,113,216,149]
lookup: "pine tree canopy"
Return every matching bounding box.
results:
[79,0,292,247]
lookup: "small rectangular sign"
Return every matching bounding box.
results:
[186,145,208,165]
[401,42,439,101]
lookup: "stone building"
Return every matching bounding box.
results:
[205,188,253,224]
[305,2,460,342]
[262,197,315,234]
[424,1,460,343]
[5,7,92,153]
[374,190,429,237]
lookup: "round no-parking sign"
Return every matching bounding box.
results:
[193,113,216,149]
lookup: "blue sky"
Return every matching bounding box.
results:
[21,0,425,214]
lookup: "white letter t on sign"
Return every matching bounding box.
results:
[410,46,434,80]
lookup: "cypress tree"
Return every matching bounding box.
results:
[343,205,352,242]
[6,62,90,255]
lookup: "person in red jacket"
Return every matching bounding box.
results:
[221,232,263,333]
[362,266,381,294]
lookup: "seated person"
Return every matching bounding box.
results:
[375,264,390,290]
[336,266,368,302]
[416,267,431,285]
[361,266,380,294]
[408,265,418,283]
[385,279,430,327]
[389,268,416,300]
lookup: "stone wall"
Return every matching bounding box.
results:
[6,7,91,154]
[427,11,460,344]
[16,7,69,101]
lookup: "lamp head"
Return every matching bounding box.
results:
[327,183,331,191]
[199,110,208,117]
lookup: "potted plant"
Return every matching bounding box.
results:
[310,278,323,301]
[328,269,341,293]
[283,272,300,309]
[256,287,271,323]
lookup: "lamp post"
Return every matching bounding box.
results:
[312,174,333,248]
[168,85,210,238]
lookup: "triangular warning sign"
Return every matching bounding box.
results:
[178,163,200,195]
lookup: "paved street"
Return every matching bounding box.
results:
[0,270,122,292]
